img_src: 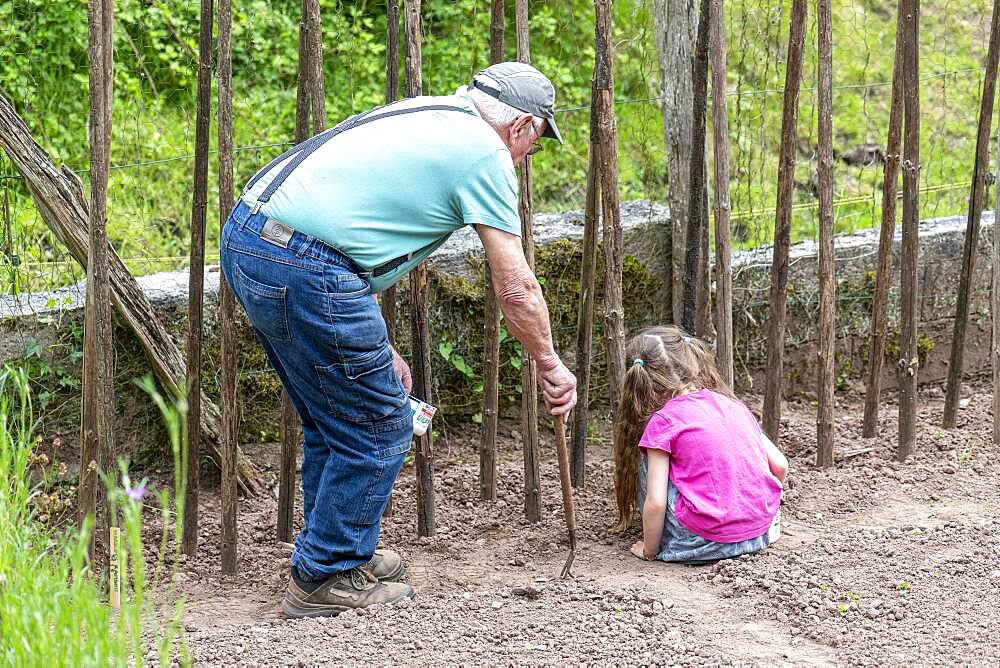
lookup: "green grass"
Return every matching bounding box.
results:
[0,368,189,667]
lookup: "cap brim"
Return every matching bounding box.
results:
[542,116,564,144]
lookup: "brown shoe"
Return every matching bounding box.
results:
[367,549,406,582]
[281,566,414,619]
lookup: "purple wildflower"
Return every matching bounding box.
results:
[125,483,146,502]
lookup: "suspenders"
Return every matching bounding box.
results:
[243,102,472,214]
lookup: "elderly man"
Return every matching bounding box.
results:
[219,62,577,618]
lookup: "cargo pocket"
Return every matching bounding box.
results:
[234,263,291,341]
[357,412,412,526]
[315,345,408,423]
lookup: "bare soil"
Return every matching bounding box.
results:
[151,383,999,666]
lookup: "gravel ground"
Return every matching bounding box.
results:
[150,383,999,666]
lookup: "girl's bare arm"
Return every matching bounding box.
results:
[761,432,789,484]
[640,448,670,558]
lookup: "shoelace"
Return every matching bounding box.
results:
[348,565,378,591]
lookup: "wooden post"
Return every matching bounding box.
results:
[183,0,213,560]
[653,0,698,324]
[708,0,733,388]
[217,0,240,571]
[571,102,600,489]
[403,0,436,537]
[276,11,308,545]
[304,0,326,135]
[993,109,1000,447]
[594,0,626,418]
[761,0,808,442]
[515,0,542,524]
[897,0,920,461]
[80,0,116,557]
[816,0,835,468]
[943,0,1000,428]
[696,182,711,338]
[862,0,905,438]
[380,0,401,347]
[681,0,709,335]
[480,0,504,502]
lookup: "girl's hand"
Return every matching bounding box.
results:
[630,540,651,560]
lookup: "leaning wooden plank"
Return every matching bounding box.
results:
[0,94,262,496]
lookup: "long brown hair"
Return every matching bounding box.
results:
[611,325,734,532]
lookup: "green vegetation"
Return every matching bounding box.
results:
[0,368,188,665]
[0,0,994,293]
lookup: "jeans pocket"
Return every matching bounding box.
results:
[315,346,408,422]
[233,263,291,341]
[358,413,412,526]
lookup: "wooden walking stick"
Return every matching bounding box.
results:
[553,414,577,578]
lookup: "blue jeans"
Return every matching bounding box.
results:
[220,200,413,579]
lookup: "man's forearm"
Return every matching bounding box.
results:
[494,268,558,369]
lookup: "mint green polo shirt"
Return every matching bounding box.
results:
[241,93,522,292]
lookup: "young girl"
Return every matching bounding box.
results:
[613,326,788,564]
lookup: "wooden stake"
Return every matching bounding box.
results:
[696,178,712,338]
[708,0,733,388]
[993,107,1000,447]
[943,0,1000,428]
[80,0,116,560]
[184,0,213,560]
[480,0,505,502]
[682,0,709,335]
[304,0,326,135]
[571,105,600,489]
[653,0,698,324]
[514,0,541,524]
[276,397,297,543]
[897,0,921,461]
[595,0,626,420]
[761,0,808,442]
[380,0,401,348]
[403,0,436,537]
[218,0,239,569]
[862,0,905,438]
[109,526,121,612]
[816,0,835,468]
[380,0,401,517]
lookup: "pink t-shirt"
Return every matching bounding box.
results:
[638,389,782,543]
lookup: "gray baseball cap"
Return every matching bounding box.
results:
[470,62,564,144]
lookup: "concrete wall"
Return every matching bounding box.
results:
[1,203,992,453]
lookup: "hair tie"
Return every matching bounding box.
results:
[632,358,645,367]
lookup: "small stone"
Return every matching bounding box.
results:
[512,586,542,600]
[942,465,957,475]
[491,601,504,609]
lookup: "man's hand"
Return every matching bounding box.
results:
[537,354,577,416]
[390,346,412,393]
